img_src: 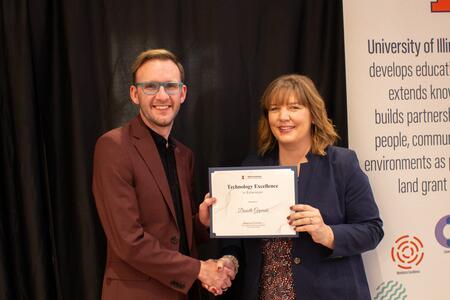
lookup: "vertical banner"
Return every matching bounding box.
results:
[343,1,449,299]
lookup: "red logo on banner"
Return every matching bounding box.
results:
[431,0,450,12]
[391,235,425,269]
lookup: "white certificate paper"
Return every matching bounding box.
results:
[209,166,298,238]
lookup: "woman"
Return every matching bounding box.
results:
[214,74,383,299]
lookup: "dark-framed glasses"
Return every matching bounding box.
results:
[135,81,183,95]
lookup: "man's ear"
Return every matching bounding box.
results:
[180,84,187,104]
[130,85,139,105]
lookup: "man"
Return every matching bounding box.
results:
[92,49,233,299]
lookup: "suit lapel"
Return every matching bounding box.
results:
[174,146,194,250]
[129,117,178,225]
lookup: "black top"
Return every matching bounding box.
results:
[149,129,189,255]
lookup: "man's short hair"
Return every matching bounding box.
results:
[131,49,185,83]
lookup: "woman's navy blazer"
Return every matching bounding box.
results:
[221,146,384,300]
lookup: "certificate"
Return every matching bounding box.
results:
[209,166,298,238]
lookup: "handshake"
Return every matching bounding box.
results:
[198,255,238,296]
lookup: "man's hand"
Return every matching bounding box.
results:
[198,193,216,227]
[198,259,235,296]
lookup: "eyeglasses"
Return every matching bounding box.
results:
[134,81,183,95]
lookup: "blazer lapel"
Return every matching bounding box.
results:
[263,148,318,202]
[298,151,319,202]
[174,146,194,250]
[129,117,178,225]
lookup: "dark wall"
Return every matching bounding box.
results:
[0,0,346,299]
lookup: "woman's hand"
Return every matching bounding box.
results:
[288,204,335,249]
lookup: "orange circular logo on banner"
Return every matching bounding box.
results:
[391,235,425,269]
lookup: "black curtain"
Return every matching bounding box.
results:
[0,0,347,299]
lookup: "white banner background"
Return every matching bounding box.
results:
[343,0,449,299]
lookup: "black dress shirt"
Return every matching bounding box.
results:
[149,129,189,255]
